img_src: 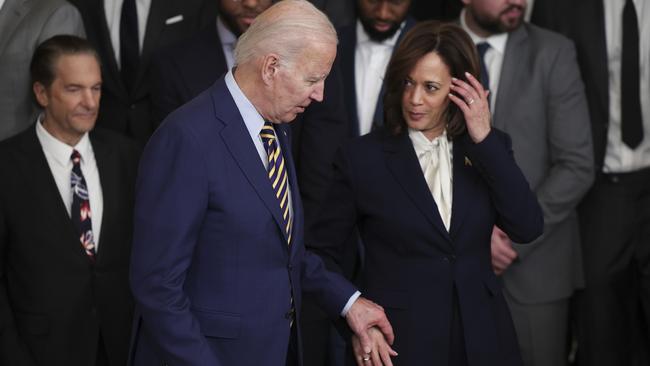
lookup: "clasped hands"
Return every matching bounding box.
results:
[345,297,398,365]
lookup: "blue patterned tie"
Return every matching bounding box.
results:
[260,122,293,244]
[70,150,96,260]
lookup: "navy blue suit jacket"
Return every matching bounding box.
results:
[308,129,543,366]
[129,77,357,365]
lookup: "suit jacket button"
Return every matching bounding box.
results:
[285,308,295,320]
[443,257,450,263]
[287,263,293,271]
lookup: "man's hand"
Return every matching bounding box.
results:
[491,225,517,275]
[352,326,398,366]
[345,297,394,355]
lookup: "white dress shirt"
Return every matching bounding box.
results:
[0,0,6,12]
[460,9,509,113]
[36,119,104,250]
[104,0,151,66]
[224,69,360,315]
[603,0,650,173]
[355,20,405,135]
[409,129,454,230]
[217,16,237,70]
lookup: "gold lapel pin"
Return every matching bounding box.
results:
[464,156,472,166]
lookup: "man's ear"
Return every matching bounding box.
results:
[33,82,49,108]
[261,53,281,85]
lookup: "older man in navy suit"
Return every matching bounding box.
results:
[128,1,394,365]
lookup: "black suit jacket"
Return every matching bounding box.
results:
[69,0,217,144]
[149,24,228,128]
[308,129,543,366]
[0,126,140,366]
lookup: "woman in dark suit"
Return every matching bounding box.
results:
[307,21,543,366]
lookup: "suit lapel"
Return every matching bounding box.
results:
[383,132,451,242]
[212,81,291,249]
[90,133,116,264]
[87,0,127,99]
[493,25,528,129]
[448,135,480,239]
[19,127,93,262]
[0,0,31,54]
[137,0,168,93]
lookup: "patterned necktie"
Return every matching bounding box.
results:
[476,42,491,93]
[70,150,96,260]
[260,122,293,244]
[621,0,643,148]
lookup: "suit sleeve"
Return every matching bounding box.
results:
[129,122,221,365]
[39,2,86,41]
[511,39,594,259]
[0,193,38,366]
[466,130,544,244]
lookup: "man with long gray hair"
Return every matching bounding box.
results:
[128,1,394,365]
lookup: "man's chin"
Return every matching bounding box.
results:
[361,19,401,43]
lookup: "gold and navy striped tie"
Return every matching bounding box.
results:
[260,121,293,244]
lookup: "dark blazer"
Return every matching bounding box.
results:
[308,129,543,366]
[149,24,227,128]
[69,0,217,144]
[0,126,140,366]
[336,16,417,137]
[129,76,357,365]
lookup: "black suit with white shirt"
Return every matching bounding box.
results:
[0,125,140,366]
[68,0,217,144]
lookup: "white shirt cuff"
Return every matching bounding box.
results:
[340,291,362,317]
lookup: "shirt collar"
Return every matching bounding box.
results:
[356,19,405,47]
[224,68,265,138]
[217,15,238,48]
[459,8,509,54]
[35,114,92,166]
[408,128,448,153]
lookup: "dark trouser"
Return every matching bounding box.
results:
[96,333,109,366]
[449,286,469,366]
[287,323,299,366]
[575,168,650,366]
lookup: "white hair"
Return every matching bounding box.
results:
[233,0,337,67]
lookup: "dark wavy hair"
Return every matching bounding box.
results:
[383,21,481,139]
[30,35,100,88]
